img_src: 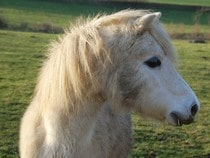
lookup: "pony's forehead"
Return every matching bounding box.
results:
[136,32,164,55]
[92,10,176,63]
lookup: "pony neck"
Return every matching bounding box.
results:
[43,94,106,147]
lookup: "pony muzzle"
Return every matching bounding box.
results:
[169,103,199,126]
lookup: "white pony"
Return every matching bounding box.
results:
[20,10,200,158]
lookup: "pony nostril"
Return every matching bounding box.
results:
[191,104,198,116]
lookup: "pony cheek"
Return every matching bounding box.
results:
[135,86,168,121]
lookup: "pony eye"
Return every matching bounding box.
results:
[144,56,161,68]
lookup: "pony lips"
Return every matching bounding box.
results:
[20,9,200,158]
[170,111,194,126]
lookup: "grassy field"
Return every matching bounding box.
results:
[0,0,114,30]
[0,30,55,157]
[0,0,210,35]
[0,0,210,157]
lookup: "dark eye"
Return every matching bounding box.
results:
[144,56,161,68]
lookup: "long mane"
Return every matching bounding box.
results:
[33,10,176,113]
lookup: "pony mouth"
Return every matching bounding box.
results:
[170,112,194,126]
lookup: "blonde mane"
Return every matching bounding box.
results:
[34,9,176,113]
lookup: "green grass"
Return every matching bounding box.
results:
[0,0,114,29]
[0,0,210,35]
[0,30,56,157]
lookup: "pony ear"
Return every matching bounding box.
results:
[134,12,161,32]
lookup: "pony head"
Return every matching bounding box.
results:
[46,10,199,126]
[95,10,199,126]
